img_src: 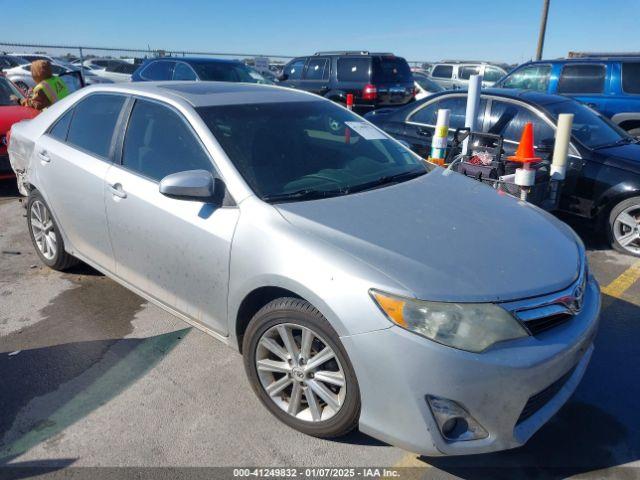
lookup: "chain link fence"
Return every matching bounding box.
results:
[0,41,430,69]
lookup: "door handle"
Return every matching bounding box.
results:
[38,151,51,163]
[109,183,127,199]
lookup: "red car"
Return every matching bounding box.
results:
[0,76,39,180]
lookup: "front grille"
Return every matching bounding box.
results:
[516,366,575,425]
[523,312,573,335]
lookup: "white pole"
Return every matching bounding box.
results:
[430,109,450,163]
[463,74,483,154]
[550,113,574,180]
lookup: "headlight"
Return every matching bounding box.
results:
[370,290,528,352]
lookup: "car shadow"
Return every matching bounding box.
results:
[419,294,640,479]
[0,180,20,201]
[0,330,189,464]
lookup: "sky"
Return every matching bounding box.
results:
[1,0,638,64]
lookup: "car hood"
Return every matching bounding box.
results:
[275,169,582,303]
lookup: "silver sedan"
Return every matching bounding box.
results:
[8,81,600,456]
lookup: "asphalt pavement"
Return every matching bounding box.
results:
[1,181,639,479]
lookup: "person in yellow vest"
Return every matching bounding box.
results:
[19,60,69,110]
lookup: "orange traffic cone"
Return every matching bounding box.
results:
[508,122,541,164]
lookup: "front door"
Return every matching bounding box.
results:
[104,98,239,334]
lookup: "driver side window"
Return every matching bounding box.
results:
[122,99,214,182]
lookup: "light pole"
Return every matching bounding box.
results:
[535,0,551,61]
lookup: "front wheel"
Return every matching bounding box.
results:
[608,196,640,257]
[243,298,360,438]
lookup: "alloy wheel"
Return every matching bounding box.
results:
[255,323,346,422]
[30,200,57,260]
[613,204,640,255]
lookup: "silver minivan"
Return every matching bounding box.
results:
[429,62,507,89]
[9,82,600,456]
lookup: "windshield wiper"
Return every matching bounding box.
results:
[345,169,427,194]
[262,188,346,203]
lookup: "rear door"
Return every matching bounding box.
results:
[300,56,330,95]
[556,63,609,115]
[404,94,487,157]
[372,56,414,106]
[104,97,238,334]
[34,93,127,271]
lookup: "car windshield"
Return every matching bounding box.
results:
[0,77,24,105]
[544,99,631,149]
[197,100,428,202]
[191,62,261,83]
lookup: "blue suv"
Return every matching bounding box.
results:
[496,57,640,137]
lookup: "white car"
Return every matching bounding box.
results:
[4,63,112,92]
[91,62,136,83]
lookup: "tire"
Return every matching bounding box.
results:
[608,196,640,257]
[627,127,640,139]
[27,191,79,270]
[243,297,360,438]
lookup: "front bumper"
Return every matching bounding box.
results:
[342,275,600,456]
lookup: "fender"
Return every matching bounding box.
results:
[593,179,640,222]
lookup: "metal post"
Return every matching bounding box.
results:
[535,0,551,61]
[78,47,85,86]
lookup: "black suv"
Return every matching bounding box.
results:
[278,51,415,112]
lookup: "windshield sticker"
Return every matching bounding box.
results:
[344,122,387,140]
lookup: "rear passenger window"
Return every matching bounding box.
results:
[141,61,175,80]
[557,65,606,94]
[304,58,329,80]
[66,94,125,158]
[48,109,74,141]
[122,99,213,182]
[336,58,371,82]
[622,63,640,94]
[431,65,453,79]
[285,59,306,80]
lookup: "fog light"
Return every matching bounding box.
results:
[426,396,488,442]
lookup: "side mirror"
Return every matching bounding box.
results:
[537,138,555,154]
[159,169,219,201]
[277,73,288,81]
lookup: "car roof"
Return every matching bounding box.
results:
[522,57,640,64]
[145,57,242,65]
[82,81,323,107]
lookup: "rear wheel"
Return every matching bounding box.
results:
[243,297,360,438]
[608,196,640,257]
[27,191,79,270]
